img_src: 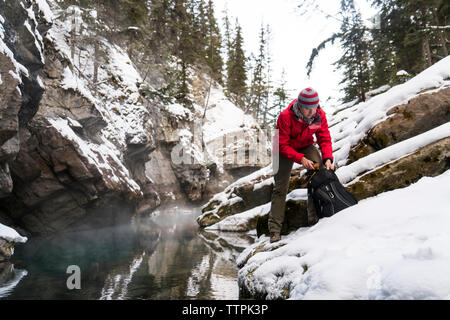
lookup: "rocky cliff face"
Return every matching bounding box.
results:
[0,0,44,199]
[0,0,47,235]
[0,0,269,238]
[0,0,146,236]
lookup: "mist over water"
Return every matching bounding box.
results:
[0,204,255,300]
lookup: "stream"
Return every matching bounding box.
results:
[0,205,255,300]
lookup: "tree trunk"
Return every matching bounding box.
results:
[357,58,366,102]
[202,76,213,120]
[432,8,449,57]
[422,38,432,69]
[71,9,76,61]
[93,39,99,88]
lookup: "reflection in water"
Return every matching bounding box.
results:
[0,262,27,299]
[196,229,256,300]
[0,205,255,300]
[209,258,239,300]
[100,252,146,300]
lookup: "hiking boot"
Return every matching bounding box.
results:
[270,232,281,243]
[308,215,319,226]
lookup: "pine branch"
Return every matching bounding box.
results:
[306,33,341,77]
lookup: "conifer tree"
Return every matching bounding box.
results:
[402,0,449,69]
[371,0,449,76]
[307,0,371,103]
[222,6,232,57]
[247,24,270,120]
[222,7,233,92]
[368,12,400,87]
[335,0,371,102]
[247,27,265,119]
[247,24,274,128]
[262,24,273,128]
[205,0,224,84]
[170,0,196,105]
[120,0,148,26]
[272,69,289,118]
[187,0,206,62]
[148,0,172,61]
[226,20,247,107]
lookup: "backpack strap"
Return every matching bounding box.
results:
[300,163,320,188]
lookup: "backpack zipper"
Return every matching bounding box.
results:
[330,183,353,207]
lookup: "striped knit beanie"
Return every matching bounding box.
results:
[297,87,320,109]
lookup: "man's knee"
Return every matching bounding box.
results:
[302,145,323,168]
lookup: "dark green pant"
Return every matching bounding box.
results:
[268,145,324,234]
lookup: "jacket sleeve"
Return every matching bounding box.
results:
[277,113,304,164]
[315,111,333,161]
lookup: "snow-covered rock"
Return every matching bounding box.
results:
[364,85,391,100]
[0,223,27,261]
[0,224,27,244]
[347,136,449,200]
[202,86,271,173]
[330,56,450,167]
[347,86,450,164]
[238,170,450,299]
[196,164,279,227]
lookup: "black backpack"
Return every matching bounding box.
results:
[307,169,358,218]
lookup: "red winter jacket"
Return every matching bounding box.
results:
[275,99,333,164]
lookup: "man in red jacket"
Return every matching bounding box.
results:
[269,87,334,243]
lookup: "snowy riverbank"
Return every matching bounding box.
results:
[238,170,450,299]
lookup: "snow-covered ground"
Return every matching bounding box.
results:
[202,86,261,145]
[238,170,450,300]
[165,84,271,173]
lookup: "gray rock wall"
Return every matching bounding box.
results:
[0,1,143,236]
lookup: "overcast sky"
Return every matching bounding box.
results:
[213,0,378,111]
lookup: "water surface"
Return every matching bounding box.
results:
[0,205,255,300]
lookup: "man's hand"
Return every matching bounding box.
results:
[301,156,316,170]
[325,159,335,171]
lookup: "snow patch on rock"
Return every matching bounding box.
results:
[0,224,27,244]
